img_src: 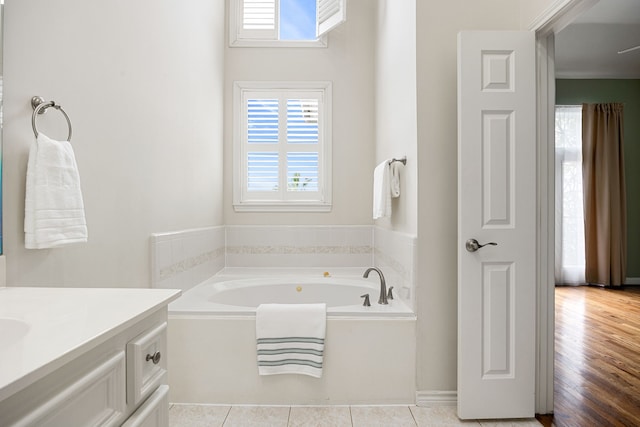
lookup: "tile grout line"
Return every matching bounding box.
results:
[221,405,231,426]
[408,405,418,427]
[349,405,354,427]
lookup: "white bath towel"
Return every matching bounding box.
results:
[373,160,392,219]
[390,161,401,199]
[256,303,327,378]
[25,133,88,249]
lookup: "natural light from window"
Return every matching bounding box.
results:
[232,0,346,46]
[555,105,586,285]
[280,0,316,40]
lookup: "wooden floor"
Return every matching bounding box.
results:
[554,286,640,427]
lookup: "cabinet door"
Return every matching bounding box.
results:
[11,352,126,427]
[127,322,168,406]
[121,385,169,427]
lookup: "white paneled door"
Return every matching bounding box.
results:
[457,31,536,419]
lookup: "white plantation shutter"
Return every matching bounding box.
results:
[287,99,319,192]
[231,0,345,45]
[316,0,346,38]
[234,82,332,211]
[239,0,278,40]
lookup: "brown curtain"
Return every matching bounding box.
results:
[582,103,627,287]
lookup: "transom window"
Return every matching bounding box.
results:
[233,82,332,212]
[229,0,346,47]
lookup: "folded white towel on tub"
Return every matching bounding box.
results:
[256,303,327,378]
[24,133,88,249]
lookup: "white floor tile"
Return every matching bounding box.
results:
[350,406,417,427]
[169,404,231,427]
[288,406,352,427]
[223,406,291,427]
[410,406,481,426]
[478,420,542,427]
[168,404,542,427]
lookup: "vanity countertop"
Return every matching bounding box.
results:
[0,287,181,402]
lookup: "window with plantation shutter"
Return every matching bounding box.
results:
[317,0,346,38]
[230,0,346,47]
[233,82,332,212]
[239,0,278,40]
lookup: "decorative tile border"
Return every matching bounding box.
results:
[226,245,372,255]
[374,247,410,283]
[150,226,225,289]
[158,247,225,282]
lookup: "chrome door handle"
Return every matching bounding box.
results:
[465,239,497,252]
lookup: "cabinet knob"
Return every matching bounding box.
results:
[146,351,161,364]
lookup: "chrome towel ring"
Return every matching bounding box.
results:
[31,96,73,141]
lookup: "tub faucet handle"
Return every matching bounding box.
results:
[360,294,371,307]
[387,286,394,300]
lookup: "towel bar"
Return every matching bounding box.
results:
[31,96,73,141]
[389,157,406,165]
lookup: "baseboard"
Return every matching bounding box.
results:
[626,277,640,285]
[415,391,457,407]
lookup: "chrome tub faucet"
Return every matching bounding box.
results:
[363,267,388,305]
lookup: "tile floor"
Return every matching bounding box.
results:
[169,404,543,427]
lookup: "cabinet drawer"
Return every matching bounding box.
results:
[11,351,126,427]
[121,385,169,427]
[127,322,167,406]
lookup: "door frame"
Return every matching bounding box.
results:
[531,0,599,414]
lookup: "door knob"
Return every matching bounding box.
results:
[465,239,497,252]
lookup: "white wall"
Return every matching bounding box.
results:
[374,0,418,235]
[415,0,520,394]
[223,0,376,226]
[3,0,225,287]
[520,0,565,28]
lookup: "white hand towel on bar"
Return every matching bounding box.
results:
[25,133,88,249]
[390,161,401,199]
[373,160,392,219]
[256,303,327,378]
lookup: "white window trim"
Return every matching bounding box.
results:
[233,81,333,212]
[229,0,328,48]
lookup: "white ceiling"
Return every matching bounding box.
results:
[554,0,640,78]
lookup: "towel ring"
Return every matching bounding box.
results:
[31,96,73,141]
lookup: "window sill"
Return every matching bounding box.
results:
[233,202,332,213]
[229,37,328,48]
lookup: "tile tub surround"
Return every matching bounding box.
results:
[151,226,225,290]
[168,404,544,426]
[151,226,416,309]
[373,227,417,311]
[225,225,374,268]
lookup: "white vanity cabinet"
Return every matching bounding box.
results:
[0,288,180,427]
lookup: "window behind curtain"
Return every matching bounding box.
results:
[555,105,586,285]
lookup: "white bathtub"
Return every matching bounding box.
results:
[167,271,417,405]
[169,275,414,317]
